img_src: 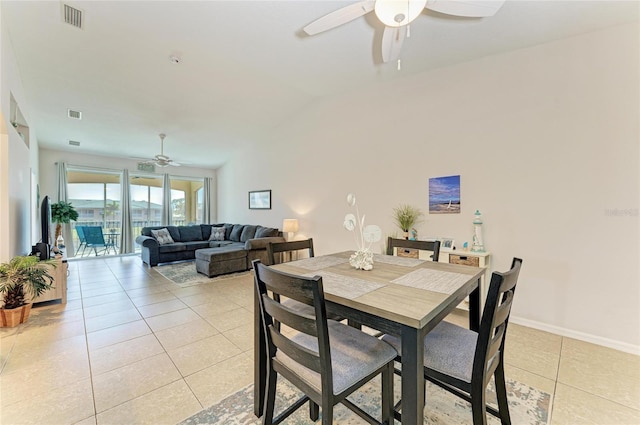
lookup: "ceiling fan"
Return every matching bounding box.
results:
[140,133,181,167]
[303,0,505,64]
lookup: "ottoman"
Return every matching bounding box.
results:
[195,248,248,278]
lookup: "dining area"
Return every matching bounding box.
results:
[252,238,522,425]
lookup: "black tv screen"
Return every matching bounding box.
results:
[40,195,52,246]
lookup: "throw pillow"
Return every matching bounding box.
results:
[255,226,278,238]
[151,228,175,245]
[209,227,226,241]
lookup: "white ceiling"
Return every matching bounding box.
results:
[3,1,638,169]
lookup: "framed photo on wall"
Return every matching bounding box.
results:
[441,238,455,249]
[249,190,271,210]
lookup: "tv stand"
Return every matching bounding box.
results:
[33,254,67,304]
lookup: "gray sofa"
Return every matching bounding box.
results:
[135,224,284,268]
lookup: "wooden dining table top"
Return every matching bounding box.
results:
[270,250,485,330]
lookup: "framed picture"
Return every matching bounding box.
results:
[249,190,271,210]
[429,175,461,214]
[441,238,455,249]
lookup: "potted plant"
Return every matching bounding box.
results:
[51,200,78,247]
[392,204,424,239]
[0,255,55,327]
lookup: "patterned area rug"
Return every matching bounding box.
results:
[155,261,251,287]
[180,374,550,425]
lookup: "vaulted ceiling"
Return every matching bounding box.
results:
[3,1,637,168]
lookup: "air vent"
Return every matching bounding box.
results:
[67,109,82,120]
[68,140,81,146]
[137,162,155,173]
[63,4,83,29]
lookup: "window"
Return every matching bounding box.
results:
[169,177,204,225]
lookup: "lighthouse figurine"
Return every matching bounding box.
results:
[471,210,485,252]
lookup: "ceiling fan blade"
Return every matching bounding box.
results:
[169,161,181,167]
[425,0,505,17]
[381,25,407,63]
[303,0,376,35]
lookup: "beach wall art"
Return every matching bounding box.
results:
[429,175,461,214]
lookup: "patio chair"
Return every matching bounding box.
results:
[75,226,87,257]
[83,226,116,256]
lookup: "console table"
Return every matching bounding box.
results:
[33,254,68,304]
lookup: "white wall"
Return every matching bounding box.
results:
[217,23,640,352]
[1,8,41,260]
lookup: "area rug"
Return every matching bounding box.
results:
[180,375,550,425]
[155,261,251,287]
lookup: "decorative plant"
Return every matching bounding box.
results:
[392,204,423,233]
[0,256,55,310]
[343,193,381,270]
[51,201,79,243]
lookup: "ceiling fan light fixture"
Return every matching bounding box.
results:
[375,0,427,27]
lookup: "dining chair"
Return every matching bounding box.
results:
[253,260,397,425]
[381,257,523,425]
[83,226,116,256]
[267,238,314,265]
[266,239,343,324]
[75,226,87,257]
[387,237,441,262]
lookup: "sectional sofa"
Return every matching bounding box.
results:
[135,223,284,269]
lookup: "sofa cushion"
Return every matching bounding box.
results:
[178,225,203,242]
[230,224,244,242]
[143,226,180,241]
[158,242,186,253]
[183,241,210,250]
[151,228,175,245]
[209,227,226,241]
[200,224,213,240]
[255,226,279,238]
[196,247,248,262]
[223,223,234,240]
[240,225,258,242]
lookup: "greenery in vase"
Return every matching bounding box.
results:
[0,256,55,309]
[392,204,423,232]
[51,200,79,243]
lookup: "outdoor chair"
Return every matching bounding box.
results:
[253,260,397,425]
[387,237,441,262]
[75,226,87,257]
[83,226,116,256]
[381,257,523,424]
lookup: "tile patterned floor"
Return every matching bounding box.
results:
[0,256,638,424]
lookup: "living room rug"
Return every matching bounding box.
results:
[155,261,251,287]
[180,375,550,425]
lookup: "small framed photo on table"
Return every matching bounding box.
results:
[441,238,455,249]
[249,190,271,210]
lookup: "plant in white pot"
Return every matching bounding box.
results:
[51,201,78,247]
[0,255,55,327]
[392,204,423,239]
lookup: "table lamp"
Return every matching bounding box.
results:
[282,219,299,241]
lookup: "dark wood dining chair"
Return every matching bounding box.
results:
[267,238,314,265]
[381,257,523,425]
[387,237,441,261]
[253,260,397,425]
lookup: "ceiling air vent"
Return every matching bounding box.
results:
[62,4,83,29]
[68,140,80,146]
[67,109,82,120]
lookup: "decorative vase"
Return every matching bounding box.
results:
[349,249,374,271]
[403,231,409,240]
[0,303,32,327]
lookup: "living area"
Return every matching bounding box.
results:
[1,1,639,425]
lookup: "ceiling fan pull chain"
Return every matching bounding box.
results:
[407,24,411,38]
[397,59,402,71]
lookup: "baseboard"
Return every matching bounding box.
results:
[510,315,640,356]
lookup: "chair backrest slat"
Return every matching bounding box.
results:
[387,237,441,261]
[267,239,314,265]
[269,326,323,373]
[473,258,522,383]
[262,295,318,336]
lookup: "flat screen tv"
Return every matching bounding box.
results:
[40,195,52,246]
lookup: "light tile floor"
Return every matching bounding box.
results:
[1,256,638,424]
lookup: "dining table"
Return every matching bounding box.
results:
[254,251,485,425]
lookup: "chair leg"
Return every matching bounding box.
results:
[262,368,277,425]
[321,402,333,425]
[309,401,319,421]
[381,363,394,424]
[494,363,512,425]
[471,381,488,425]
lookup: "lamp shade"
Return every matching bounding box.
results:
[283,219,299,233]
